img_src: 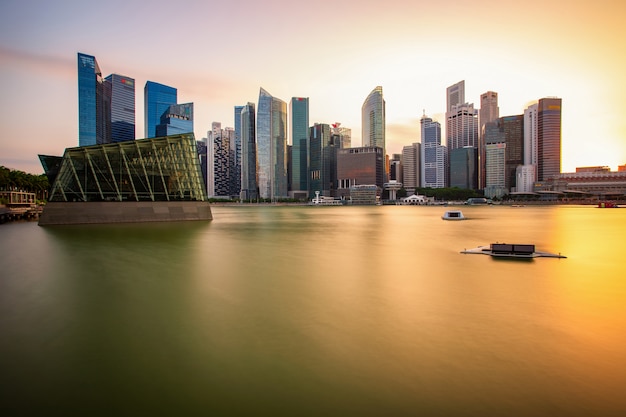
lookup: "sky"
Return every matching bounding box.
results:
[1,0,625,175]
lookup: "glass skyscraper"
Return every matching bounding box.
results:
[289,97,309,193]
[156,103,193,137]
[105,74,135,143]
[361,86,386,161]
[257,88,288,200]
[240,102,257,201]
[144,81,177,138]
[77,53,105,147]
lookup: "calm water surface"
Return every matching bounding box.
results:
[1,205,625,416]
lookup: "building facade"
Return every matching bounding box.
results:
[156,103,193,137]
[421,116,447,188]
[105,74,135,143]
[240,103,257,201]
[361,86,386,166]
[309,123,337,198]
[337,146,384,198]
[257,88,288,200]
[524,98,562,185]
[78,52,105,147]
[402,143,420,193]
[144,81,177,138]
[290,97,309,194]
[450,147,478,189]
[479,91,499,189]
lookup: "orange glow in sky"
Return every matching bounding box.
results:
[1,0,625,173]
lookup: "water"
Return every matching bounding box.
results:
[1,205,625,416]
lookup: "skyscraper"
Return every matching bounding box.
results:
[156,103,193,137]
[421,116,447,188]
[257,88,288,200]
[309,123,338,198]
[233,106,244,197]
[523,97,562,187]
[144,81,177,138]
[402,143,420,193]
[446,96,478,189]
[479,91,499,189]
[240,102,257,201]
[537,98,562,181]
[77,52,105,147]
[446,80,465,113]
[290,97,309,193]
[105,74,135,143]
[361,86,386,165]
[207,122,233,198]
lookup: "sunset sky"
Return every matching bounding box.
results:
[1,0,625,174]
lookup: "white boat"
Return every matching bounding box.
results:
[442,210,465,220]
[460,243,566,259]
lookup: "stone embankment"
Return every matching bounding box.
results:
[0,205,43,224]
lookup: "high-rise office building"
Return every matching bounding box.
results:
[450,147,478,189]
[389,154,402,182]
[523,97,562,187]
[257,88,288,200]
[447,102,478,189]
[105,74,135,143]
[337,146,384,198]
[207,122,233,198]
[144,81,177,138]
[537,98,562,181]
[402,143,420,193]
[446,80,465,113]
[483,121,506,198]
[501,115,524,191]
[309,123,339,198]
[240,103,257,201]
[361,87,386,165]
[78,53,105,147]
[232,106,244,198]
[479,91,499,189]
[156,103,193,137]
[421,116,447,188]
[290,97,309,193]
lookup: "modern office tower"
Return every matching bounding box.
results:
[240,102,257,201]
[309,123,336,197]
[446,80,465,113]
[144,81,177,138]
[207,122,233,198]
[447,103,478,188]
[524,98,562,184]
[257,88,288,200]
[232,106,244,198]
[156,103,193,136]
[402,143,420,193]
[516,165,536,193]
[479,91,499,189]
[501,115,524,191]
[336,146,384,198]
[290,97,309,194]
[523,103,538,173]
[421,116,447,188]
[105,74,135,143]
[361,86,386,164]
[537,98,562,181]
[483,121,506,198]
[78,53,106,147]
[332,123,351,148]
[450,147,478,189]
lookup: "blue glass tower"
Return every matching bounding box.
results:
[257,88,287,200]
[144,81,177,138]
[105,74,135,143]
[156,103,193,136]
[77,53,104,146]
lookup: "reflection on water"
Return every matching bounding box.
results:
[1,205,625,416]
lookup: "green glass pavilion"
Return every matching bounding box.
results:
[38,133,212,225]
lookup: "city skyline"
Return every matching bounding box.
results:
[1,0,625,174]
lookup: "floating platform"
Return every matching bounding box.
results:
[461,243,566,259]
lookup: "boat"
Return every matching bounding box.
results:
[460,243,566,259]
[598,201,620,208]
[442,210,465,220]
